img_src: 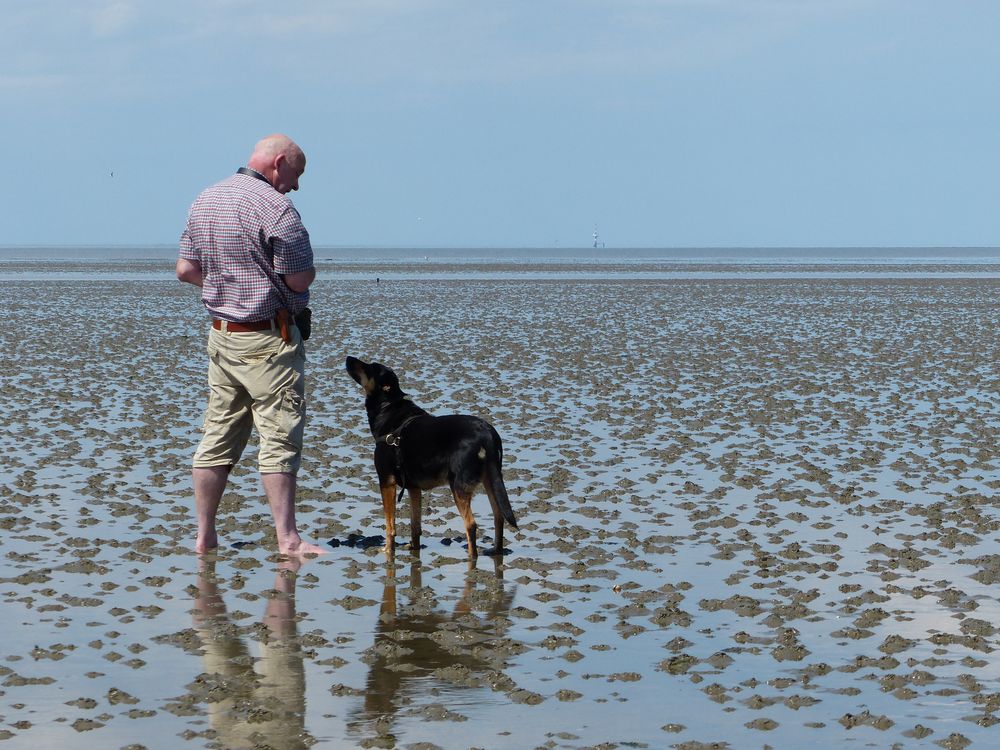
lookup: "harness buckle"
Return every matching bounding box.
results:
[385,433,400,447]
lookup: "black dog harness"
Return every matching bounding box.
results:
[378,415,422,502]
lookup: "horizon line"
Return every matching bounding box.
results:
[2,243,999,251]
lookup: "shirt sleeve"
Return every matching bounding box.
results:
[271,206,314,275]
[179,223,200,261]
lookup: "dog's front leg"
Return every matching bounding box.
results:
[379,483,397,553]
[407,488,423,550]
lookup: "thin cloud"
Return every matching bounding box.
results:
[92,0,138,37]
[0,73,65,90]
[0,0,907,98]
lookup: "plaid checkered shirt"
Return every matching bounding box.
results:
[179,171,314,321]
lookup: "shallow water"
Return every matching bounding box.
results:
[2,261,1000,749]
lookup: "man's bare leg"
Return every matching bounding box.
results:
[193,465,229,553]
[261,472,328,556]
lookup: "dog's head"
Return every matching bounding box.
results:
[346,356,404,400]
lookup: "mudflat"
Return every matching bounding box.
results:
[2,264,999,749]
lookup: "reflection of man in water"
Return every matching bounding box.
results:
[192,558,307,750]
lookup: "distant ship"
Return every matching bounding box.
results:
[592,225,606,249]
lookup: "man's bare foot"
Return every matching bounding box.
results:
[278,538,328,557]
[195,532,219,554]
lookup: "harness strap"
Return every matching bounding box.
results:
[377,415,422,502]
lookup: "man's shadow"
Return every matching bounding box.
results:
[191,557,308,750]
[349,555,517,738]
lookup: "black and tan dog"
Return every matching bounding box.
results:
[346,356,518,557]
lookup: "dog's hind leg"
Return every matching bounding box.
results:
[379,483,397,553]
[451,488,478,558]
[407,488,423,551]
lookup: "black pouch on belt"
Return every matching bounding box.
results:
[294,307,312,341]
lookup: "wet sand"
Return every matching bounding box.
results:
[2,262,1000,748]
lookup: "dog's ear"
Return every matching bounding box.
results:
[371,362,401,395]
[345,357,375,394]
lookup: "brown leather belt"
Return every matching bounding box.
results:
[212,318,276,332]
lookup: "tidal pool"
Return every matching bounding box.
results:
[2,265,1000,748]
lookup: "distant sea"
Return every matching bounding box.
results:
[3,245,1000,262]
[2,245,1000,279]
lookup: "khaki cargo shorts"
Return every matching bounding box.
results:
[193,324,307,474]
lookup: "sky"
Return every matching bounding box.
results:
[3,0,999,248]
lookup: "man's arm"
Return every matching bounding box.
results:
[283,267,315,293]
[176,258,204,287]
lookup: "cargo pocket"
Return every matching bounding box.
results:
[279,387,307,450]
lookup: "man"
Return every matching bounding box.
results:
[177,134,326,557]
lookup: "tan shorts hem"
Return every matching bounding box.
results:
[191,458,236,470]
[258,463,301,475]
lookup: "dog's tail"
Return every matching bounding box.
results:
[484,458,517,530]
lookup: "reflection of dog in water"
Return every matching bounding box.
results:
[350,558,517,735]
[190,558,307,750]
[346,356,518,557]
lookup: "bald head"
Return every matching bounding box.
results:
[246,134,306,194]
